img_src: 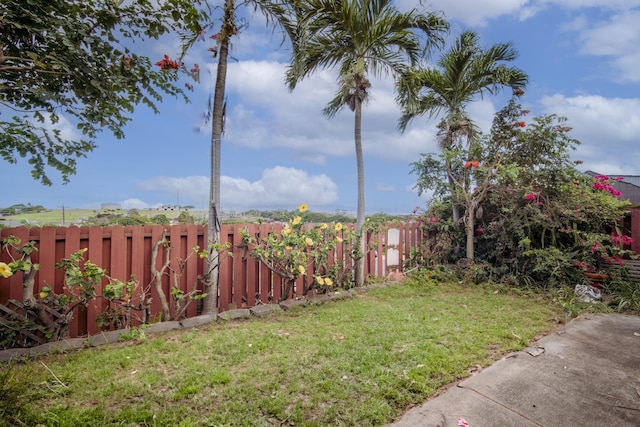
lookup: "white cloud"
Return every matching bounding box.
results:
[376,182,396,192]
[119,198,159,210]
[397,0,528,26]
[574,10,640,82]
[136,166,338,211]
[398,0,640,27]
[539,94,640,174]
[28,113,79,144]
[218,59,504,166]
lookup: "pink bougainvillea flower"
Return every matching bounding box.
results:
[524,193,537,202]
[458,418,470,427]
[611,232,633,246]
[429,213,440,223]
[475,227,484,234]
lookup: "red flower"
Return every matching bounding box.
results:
[464,160,480,169]
[513,121,526,128]
[155,54,179,71]
[475,227,484,234]
[513,88,524,96]
[524,193,537,202]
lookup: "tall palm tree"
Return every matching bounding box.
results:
[183,0,299,315]
[286,0,448,287]
[397,30,528,226]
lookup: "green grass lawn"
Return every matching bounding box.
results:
[1,275,564,426]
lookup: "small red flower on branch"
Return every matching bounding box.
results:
[155,54,180,71]
[464,160,480,169]
[513,121,526,128]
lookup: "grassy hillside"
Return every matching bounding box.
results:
[0,209,194,227]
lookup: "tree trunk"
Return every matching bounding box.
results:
[202,0,234,316]
[354,95,366,287]
[465,201,475,260]
[21,253,37,308]
[448,169,461,224]
[151,231,171,320]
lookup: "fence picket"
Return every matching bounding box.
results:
[0,221,421,339]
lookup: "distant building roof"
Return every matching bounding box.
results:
[584,171,640,205]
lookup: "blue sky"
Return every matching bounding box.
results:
[3,0,640,215]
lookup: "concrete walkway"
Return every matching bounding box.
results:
[388,313,640,427]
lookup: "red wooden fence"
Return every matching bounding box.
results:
[0,222,422,338]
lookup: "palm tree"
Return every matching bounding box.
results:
[183,0,299,315]
[286,0,448,287]
[397,30,528,227]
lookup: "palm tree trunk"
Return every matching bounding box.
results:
[202,0,234,316]
[354,95,366,287]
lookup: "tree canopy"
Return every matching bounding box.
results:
[0,0,208,185]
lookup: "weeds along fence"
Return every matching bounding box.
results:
[0,222,422,339]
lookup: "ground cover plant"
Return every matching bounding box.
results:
[2,273,563,426]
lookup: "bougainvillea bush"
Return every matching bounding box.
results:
[413,98,634,290]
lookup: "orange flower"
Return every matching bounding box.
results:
[464,161,480,169]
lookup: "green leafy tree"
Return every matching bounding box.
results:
[0,0,208,184]
[286,0,448,286]
[176,210,195,224]
[150,214,171,225]
[397,30,527,225]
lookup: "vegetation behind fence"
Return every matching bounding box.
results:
[0,222,421,339]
